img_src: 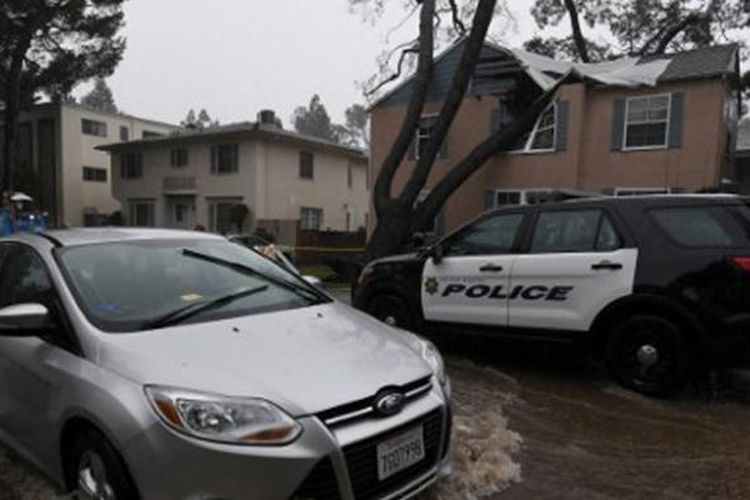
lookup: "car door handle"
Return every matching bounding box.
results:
[591,261,623,271]
[479,264,504,272]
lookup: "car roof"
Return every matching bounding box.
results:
[2,227,225,248]
[488,194,749,215]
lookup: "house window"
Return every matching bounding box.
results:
[347,162,353,188]
[121,153,143,179]
[142,130,163,139]
[299,151,314,179]
[495,190,523,207]
[624,95,670,149]
[170,148,189,167]
[210,144,238,174]
[81,119,107,137]
[128,201,154,227]
[514,105,557,152]
[208,198,243,233]
[120,126,129,141]
[82,166,107,183]
[300,207,323,231]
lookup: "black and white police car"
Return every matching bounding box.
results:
[354,195,750,395]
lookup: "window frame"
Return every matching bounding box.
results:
[207,197,243,233]
[510,103,558,154]
[415,114,439,160]
[622,94,671,151]
[119,126,129,142]
[81,119,107,138]
[82,166,107,183]
[527,208,624,255]
[121,153,143,179]
[128,200,155,227]
[299,151,315,180]
[170,147,189,168]
[300,207,324,231]
[210,144,239,175]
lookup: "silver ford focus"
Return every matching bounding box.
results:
[0,228,451,500]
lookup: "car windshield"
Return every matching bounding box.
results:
[56,238,329,332]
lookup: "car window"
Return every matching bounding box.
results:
[444,213,524,257]
[651,207,744,247]
[531,210,605,253]
[596,216,622,251]
[0,245,54,309]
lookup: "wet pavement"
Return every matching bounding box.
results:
[2,286,750,499]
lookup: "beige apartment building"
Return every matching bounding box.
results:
[370,41,741,234]
[100,111,369,244]
[0,102,178,226]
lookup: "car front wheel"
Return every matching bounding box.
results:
[67,429,140,500]
[605,314,691,396]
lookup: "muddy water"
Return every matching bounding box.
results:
[430,336,750,500]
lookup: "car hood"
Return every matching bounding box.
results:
[96,302,432,416]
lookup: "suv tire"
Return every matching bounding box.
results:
[366,292,421,332]
[605,314,690,396]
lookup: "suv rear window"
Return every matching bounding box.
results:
[651,207,749,247]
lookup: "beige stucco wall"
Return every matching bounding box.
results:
[112,135,370,233]
[370,78,732,233]
[59,105,177,226]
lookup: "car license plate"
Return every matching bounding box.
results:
[376,425,425,481]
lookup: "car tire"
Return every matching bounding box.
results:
[366,292,421,332]
[605,314,691,396]
[67,428,140,500]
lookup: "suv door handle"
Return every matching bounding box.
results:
[479,264,504,272]
[591,261,623,271]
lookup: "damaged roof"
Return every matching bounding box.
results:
[372,39,739,109]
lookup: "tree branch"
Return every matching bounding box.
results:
[563,0,590,62]
[653,12,703,54]
[372,0,436,214]
[365,46,419,97]
[447,0,466,35]
[413,75,572,230]
[399,0,497,206]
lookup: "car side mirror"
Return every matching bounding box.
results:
[429,244,445,265]
[0,303,50,336]
[411,232,426,249]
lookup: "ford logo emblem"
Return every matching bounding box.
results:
[373,390,406,417]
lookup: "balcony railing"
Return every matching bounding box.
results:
[163,176,197,192]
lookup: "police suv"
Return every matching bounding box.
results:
[354,195,750,395]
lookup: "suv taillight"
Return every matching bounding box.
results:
[732,257,750,273]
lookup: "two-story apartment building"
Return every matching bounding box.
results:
[370,41,741,234]
[0,102,178,226]
[99,111,369,245]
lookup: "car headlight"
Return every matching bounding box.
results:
[420,339,447,386]
[145,386,302,445]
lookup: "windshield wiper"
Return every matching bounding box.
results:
[179,248,327,303]
[144,285,269,329]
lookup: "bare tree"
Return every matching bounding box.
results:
[360,0,565,261]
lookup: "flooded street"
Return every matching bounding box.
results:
[431,335,750,500]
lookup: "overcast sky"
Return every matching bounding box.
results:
[90,0,541,127]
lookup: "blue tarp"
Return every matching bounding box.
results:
[0,210,47,236]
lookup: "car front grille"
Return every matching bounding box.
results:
[316,376,433,428]
[343,409,444,500]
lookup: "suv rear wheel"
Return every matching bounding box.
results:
[605,314,691,396]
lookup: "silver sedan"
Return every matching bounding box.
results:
[0,228,451,500]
